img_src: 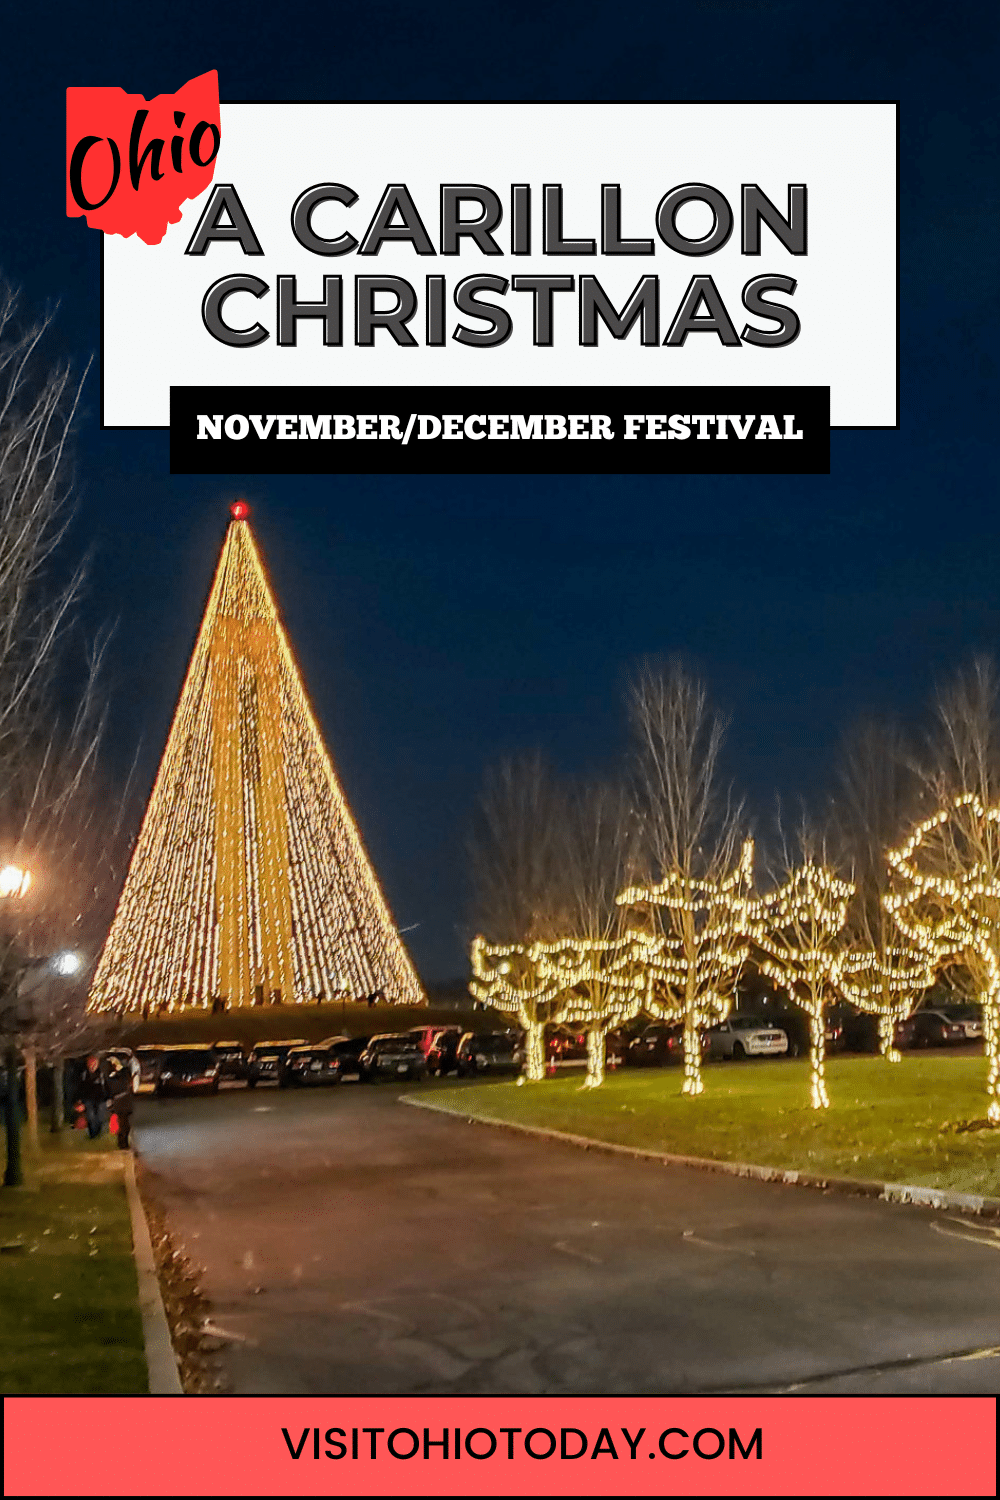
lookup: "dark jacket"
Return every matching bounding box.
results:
[108,1068,134,1110]
[77,1062,109,1103]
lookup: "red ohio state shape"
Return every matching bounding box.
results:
[66,70,220,245]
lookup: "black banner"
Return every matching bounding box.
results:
[170,385,830,475]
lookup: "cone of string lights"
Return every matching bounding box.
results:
[886,792,1000,1125]
[618,839,755,1096]
[89,504,424,1015]
[752,860,855,1110]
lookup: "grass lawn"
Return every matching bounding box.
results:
[0,1133,147,1394]
[123,1000,465,1047]
[428,1053,1000,1198]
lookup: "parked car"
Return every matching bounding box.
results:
[605,1027,631,1069]
[546,1026,589,1066]
[545,1025,626,1068]
[135,1045,167,1087]
[319,1035,370,1077]
[210,1040,247,1081]
[842,1011,918,1053]
[768,1009,846,1058]
[282,1041,344,1087]
[406,1025,443,1056]
[358,1034,428,1082]
[704,1015,789,1060]
[912,1004,983,1048]
[426,1026,464,1076]
[456,1030,524,1077]
[625,1022,686,1067]
[246,1039,307,1087]
[154,1046,221,1096]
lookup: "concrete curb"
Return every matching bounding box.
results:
[402,1096,1000,1219]
[123,1153,184,1395]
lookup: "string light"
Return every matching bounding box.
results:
[751,862,855,1109]
[537,933,649,1089]
[886,793,1000,1125]
[838,944,933,1062]
[89,511,424,1014]
[469,931,649,1086]
[469,936,571,1081]
[618,840,755,1095]
[471,807,997,1123]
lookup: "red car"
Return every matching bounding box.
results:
[546,1026,628,1069]
[425,1026,464,1076]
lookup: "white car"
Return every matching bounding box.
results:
[704,1016,789,1060]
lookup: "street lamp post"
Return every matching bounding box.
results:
[12,953,85,1165]
[2,855,83,1185]
[3,1044,22,1186]
[1,865,32,1187]
[46,952,81,1136]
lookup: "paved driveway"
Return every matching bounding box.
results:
[134,1083,1000,1394]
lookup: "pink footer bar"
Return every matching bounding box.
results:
[4,1394,996,1496]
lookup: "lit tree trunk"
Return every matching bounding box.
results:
[50,1058,64,1133]
[878,975,902,1062]
[878,1011,901,1063]
[984,996,1000,1126]
[681,947,704,1095]
[522,1016,547,1082]
[22,1047,38,1152]
[582,1021,606,1089]
[3,1042,23,1187]
[808,1005,830,1109]
[682,1015,705,1095]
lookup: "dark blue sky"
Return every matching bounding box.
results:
[4,2,999,978]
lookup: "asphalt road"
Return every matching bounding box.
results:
[134,1082,1000,1395]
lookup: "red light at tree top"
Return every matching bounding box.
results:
[230,501,250,520]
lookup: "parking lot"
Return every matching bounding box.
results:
[133,1073,1000,1396]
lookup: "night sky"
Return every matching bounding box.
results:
[4,2,998,979]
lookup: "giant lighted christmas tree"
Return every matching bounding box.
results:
[89,504,425,1014]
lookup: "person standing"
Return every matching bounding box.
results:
[108,1060,135,1151]
[76,1054,109,1139]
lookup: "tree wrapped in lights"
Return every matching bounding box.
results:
[618,840,754,1095]
[838,945,933,1062]
[753,859,855,1109]
[469,936,566,1081]
[470,777,640,1088]
[834,720,931,1060]
[626,661,751,1095]
[555,780,642,1089]
[884,655,1000,1125]
[89,506,424,1013]
[886,793,1000,1125]
[470,931,648,1089]
[549,936,648,1089]
[468,754,573,1079]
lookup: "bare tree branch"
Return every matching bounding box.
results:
[624,659,749,1093]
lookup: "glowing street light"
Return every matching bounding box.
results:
[51,951,82,977]
[0,865,32,899]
